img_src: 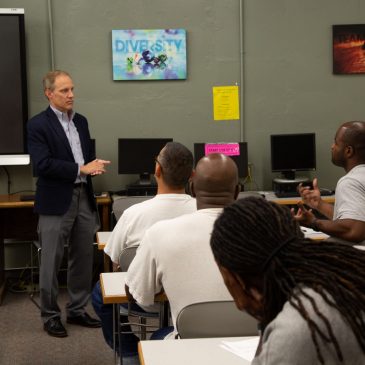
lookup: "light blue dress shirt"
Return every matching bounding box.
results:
[50,105,86,183]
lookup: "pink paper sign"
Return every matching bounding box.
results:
[204,143,240,156]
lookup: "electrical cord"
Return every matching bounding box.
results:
[242,163,259,191]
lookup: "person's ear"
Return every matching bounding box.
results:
[218,265,248,311]
[234,274,262,303]
[155,162,162,178]
[248,286,262,303]
[234,184,241,199]
[190,181,196,197]
[44,88,52,100]
[345,145,355,158]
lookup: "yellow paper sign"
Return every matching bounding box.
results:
[213,85,240,121]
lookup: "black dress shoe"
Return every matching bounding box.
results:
[44,317,68,337]
[67,312,101,328]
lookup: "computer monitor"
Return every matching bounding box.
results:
[270,133,316,180]
[118,138,173,185]
[193,142,249,178]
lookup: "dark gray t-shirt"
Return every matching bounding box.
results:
[252,288,365,365]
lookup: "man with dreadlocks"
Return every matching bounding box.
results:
[211,196,365,365]
[294,121,365,244]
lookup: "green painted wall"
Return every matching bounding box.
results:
[1,0,364,194]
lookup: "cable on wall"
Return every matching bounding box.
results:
[239,0,245,142]
[47,0,55,70]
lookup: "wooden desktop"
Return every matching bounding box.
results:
[0,193,112,304]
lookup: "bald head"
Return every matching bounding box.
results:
[338,121,365,162]
[192,153,239,209]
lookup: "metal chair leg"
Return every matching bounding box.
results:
[29,241,41,309]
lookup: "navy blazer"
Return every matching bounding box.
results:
[27,107,96,215]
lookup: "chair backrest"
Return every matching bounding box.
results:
[118,246,138,272]
[176,300,259,339]
[112,196,154,222]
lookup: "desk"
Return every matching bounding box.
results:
[0,193,112,304]
[100,271,167,304]
[138,336,259,365]
[100,271,168,365]
[96,231,111,251]
[96,231,112,271]
[264,191,335,205]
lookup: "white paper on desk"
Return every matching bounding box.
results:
[301,226,329,240]
[220,337,259,362]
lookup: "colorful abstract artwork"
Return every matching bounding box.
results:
[333,24,365,74]
[112,29,187,80]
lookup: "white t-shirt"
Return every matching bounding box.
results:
[125,208,232,336]
[104,194,196,263]
[334,164,365,221]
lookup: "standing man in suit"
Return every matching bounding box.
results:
[27,70,110,338]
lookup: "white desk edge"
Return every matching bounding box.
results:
[139,336,259,365]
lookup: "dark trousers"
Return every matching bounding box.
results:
[38,185,98,322]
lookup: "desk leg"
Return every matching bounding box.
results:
[163,302,169,327]
[0,237,5,305]
[0,281,5,305]
[100,204,110,231]
[117,304,122,365]
[104,253,111,272]
[113,303,123,365]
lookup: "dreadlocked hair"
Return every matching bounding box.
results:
[210,196,365,364]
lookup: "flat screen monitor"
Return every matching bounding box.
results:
[118,138,173,185]
[271,133,316,180]
[0,9,29,164]
[194,142,248,178]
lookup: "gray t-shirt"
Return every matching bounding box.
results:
[334,164,365,221]
[252,288,365,365]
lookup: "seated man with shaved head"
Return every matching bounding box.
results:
[294,121,365,244]
[125,153,240,339]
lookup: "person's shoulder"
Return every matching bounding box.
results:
[337,166,365,190]
[146,209,198,233]
[116,197,156,222]
[154,194,196,208]
[28,108,49,124]
[258,290,317,360]
[124,197,157,212]
[126,194,188,211]
[266,288,321,333]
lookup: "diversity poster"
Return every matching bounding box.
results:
[112,29,187,80]
[333,24,365,74]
